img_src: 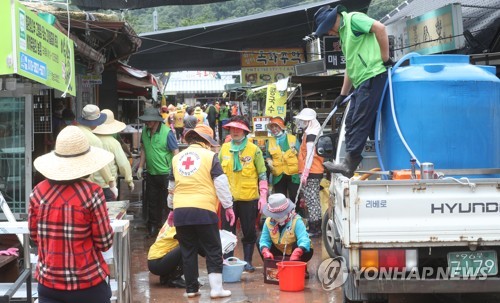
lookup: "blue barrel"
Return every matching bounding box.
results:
[379,55,500,178]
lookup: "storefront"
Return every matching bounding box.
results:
[0,0,76,217]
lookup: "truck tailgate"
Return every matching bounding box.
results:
[348,178,500,245]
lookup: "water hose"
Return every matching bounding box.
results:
[374,52,422,178]
[294,98,350,203]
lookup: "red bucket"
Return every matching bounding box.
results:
[276,261,306,292]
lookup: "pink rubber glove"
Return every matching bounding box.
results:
[258,180,268,211]
[262,247,274,260]
[167,211,174,227]
[300,168,310,185]
[290,248,304,261]
[0,247,19,256]
[225,208,235,226]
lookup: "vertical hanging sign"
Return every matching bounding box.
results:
[264,84,287,118]
[8,0,76,95]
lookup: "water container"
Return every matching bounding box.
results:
[380,55,500,178]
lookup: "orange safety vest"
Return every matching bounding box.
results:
[298,133,324,174]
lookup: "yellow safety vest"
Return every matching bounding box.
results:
[194,112,204,124]
[147,225,179,260]
[220,142,259,201]
[172,145,217,212]
[265,217,299,255]
[174,111,185,128]
[267,134,299,177]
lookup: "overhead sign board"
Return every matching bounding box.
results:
[386,3,465,60]
[0,0,76,95]
[323,36,346,70]
[241,48,305,86]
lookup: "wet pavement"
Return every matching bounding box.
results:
[120,180,500,303]
[120,180,342,303]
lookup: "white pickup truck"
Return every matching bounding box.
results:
[317,116,500,303]
[316,58,500,302]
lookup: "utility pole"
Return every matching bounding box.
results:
[153,8,158,31]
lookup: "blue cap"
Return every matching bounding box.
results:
[313,5,346,39]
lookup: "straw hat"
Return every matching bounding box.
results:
[263,193,295,219]
[267,117,286,130]
[194,106,202,114]
[185,124,219,147]
[34,126,114,181]
[92,109,126,135]
[77,104,107,127]
[139,107,164,122]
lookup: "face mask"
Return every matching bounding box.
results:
[274,215,288,225]
[296,120,309,129]
[232,136,246,143]
[274,130,284,138]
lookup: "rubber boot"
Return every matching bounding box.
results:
[243,244,255,272]
[323,152,363,178]
[208,273,231,298]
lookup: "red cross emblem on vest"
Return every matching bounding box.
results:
[182,157,195,170]
[178,152,201,176]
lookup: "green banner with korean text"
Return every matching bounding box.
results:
[0,0,15,75]
[9,0,75,95]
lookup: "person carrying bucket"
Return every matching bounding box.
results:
[258,193,313,278]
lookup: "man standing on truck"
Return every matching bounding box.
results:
[313,5,391,177]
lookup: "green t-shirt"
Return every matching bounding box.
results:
[339,12,387,88]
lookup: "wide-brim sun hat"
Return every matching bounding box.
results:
[77,104,107,127]
[34,126,114,181]
[139,107,164,122]
[194,106,203,114]
[294,108,317,121]
[93,109,126,135]
[263,193,296,219]
[223,121,250,132]
[267,117,286,130]
[313,5,346,39]
[185,124,219,147]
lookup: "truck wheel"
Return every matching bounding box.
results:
[322,210,340,257]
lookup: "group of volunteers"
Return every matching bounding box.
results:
[146,111,319,298]
[27,3,391,302]
[156,101,234,145]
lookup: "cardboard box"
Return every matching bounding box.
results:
[263,256,289,285]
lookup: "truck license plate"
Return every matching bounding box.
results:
[447,250,498,277]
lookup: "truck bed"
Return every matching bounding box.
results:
[336,178,500,247]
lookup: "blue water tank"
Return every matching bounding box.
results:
[379,55,500,178]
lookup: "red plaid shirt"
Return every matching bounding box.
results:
[29,179,114,290]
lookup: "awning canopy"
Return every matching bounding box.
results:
[164,78,237,95]
[71,0,230,10]
[128,0,371,72]
[117,63,161,96]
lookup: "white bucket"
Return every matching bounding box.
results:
[219,230,237,254]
